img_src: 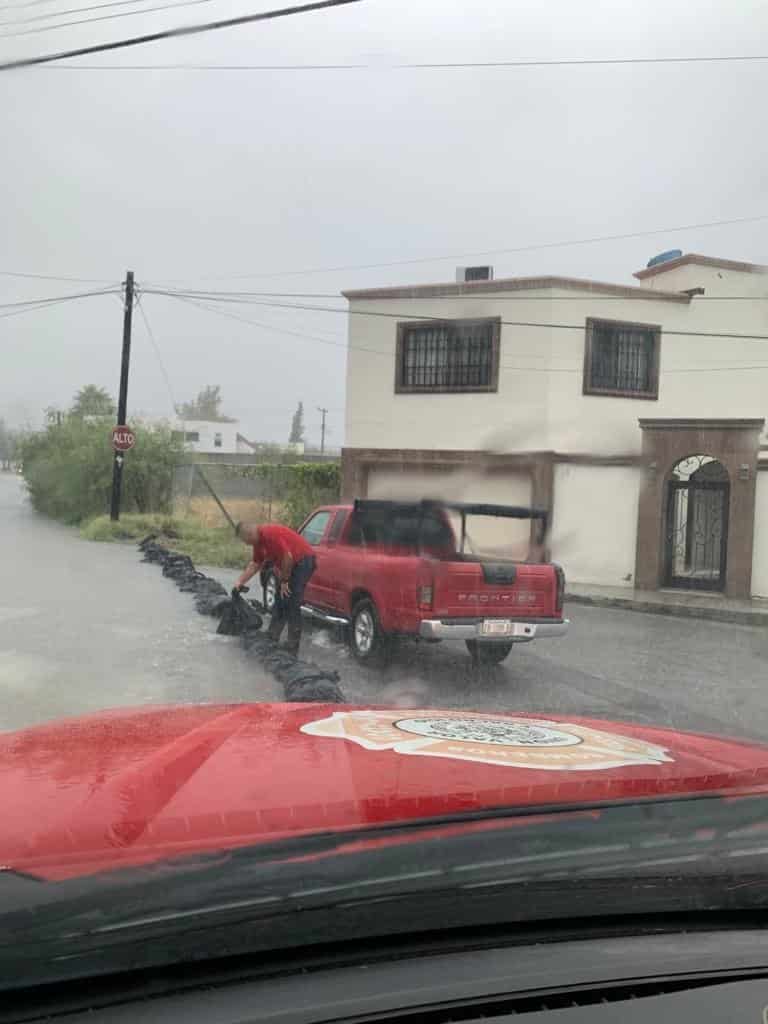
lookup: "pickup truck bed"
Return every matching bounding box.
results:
[262,499,568,665]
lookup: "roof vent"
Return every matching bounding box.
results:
[646,249,682,269]
[456,265,493,282]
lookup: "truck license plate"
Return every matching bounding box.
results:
[481,619,513,637]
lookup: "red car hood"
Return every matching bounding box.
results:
[2,703,768,881]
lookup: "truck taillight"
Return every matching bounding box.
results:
[554,564,565,614]
[417,584,433,610]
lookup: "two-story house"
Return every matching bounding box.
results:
[341,253,768,599]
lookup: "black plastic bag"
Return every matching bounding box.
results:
[216,589,264,636]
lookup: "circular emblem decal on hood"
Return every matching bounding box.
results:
[300,710,673,771]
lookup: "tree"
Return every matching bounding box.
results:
[20,418,183,523]
[288,401,305,445]
[177,385,234,422]
[71,385,116,419]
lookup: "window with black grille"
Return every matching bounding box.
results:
[583,317,661,399]
[395,318,500,393]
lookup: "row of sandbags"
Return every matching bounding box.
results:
[139,536,345,703]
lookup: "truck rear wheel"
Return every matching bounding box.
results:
[349,599,390,664]
[465,640,514,665]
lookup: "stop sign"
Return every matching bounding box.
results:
[111,426,136,452]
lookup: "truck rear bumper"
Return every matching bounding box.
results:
[418,618,569,642]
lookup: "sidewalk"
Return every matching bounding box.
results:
[566,582,768,627]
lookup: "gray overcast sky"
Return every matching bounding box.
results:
[2,0,767,444]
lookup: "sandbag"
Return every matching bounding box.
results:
[195,594,231,618]
[139,540,345,703]
[283,678,345,703]
[216,589,264,636]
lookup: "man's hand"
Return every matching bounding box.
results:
[235,560,260,592]
[280,579,292,598]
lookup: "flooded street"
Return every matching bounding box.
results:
[2,472,767,743]
[0,474,280,731]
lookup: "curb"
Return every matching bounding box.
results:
[566,592,768,628]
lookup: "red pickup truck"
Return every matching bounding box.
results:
[261,499,569,665]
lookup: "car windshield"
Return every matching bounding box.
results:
[2,0,768,999]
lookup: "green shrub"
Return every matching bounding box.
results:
[21,418,183,524]
[278,463,340,528]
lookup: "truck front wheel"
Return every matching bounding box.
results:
[349,599,390,664]
[465,640,514,665]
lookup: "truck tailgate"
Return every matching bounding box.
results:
[431,559,559,619]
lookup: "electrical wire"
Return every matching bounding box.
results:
[0,287,119,317]
[1,0,223,39]
[0,286,118,308]
[0,0,144,12]
[153,288,768,374]
[145,213,768,284]
[145,287,768,344]
[30,52,768,70]
[0,0,362,71]
[152,286,768,302]
[0,0,171,27]
[167,291,355,352]
[135,292,179,415]
[0,268,117,283]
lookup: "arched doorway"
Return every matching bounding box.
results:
[664,455,729,591]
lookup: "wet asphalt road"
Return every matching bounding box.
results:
[2,472,767,743]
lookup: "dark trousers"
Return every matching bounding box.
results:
[267,555,316,653]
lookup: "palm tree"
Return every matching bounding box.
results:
[71,385,116,419]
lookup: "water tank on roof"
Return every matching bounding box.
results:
[646,249,682,269]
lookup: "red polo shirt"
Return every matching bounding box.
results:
[253,524,313,569]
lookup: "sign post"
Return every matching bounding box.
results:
[110,271,135,521]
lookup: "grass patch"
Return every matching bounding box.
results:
[81,513,246,569]
[81,513,181,542]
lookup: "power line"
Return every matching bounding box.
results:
[0,287,118,317]
[0,268,116,282]
[50,59,369,67]
[145,287,768,343]
[0,0,125,11]
[0,0,362,71]
[0,0,162,28]
[153,285,768,302]
[153,288,768,375]
[1,0,221,39]
[0,286,117,309]
[166,291,353,351]
[135,293,178,415]
[145,212,768,283]
[30,52,768,70]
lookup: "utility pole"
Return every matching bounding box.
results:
[317,406,328,455]
[110,271,135,521]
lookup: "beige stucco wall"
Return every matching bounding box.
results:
[344,290,554,453]
[345,267,768,456]
[550,464,641,588]
[751,471,768,598]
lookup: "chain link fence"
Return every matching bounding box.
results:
[173,460,340,529]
